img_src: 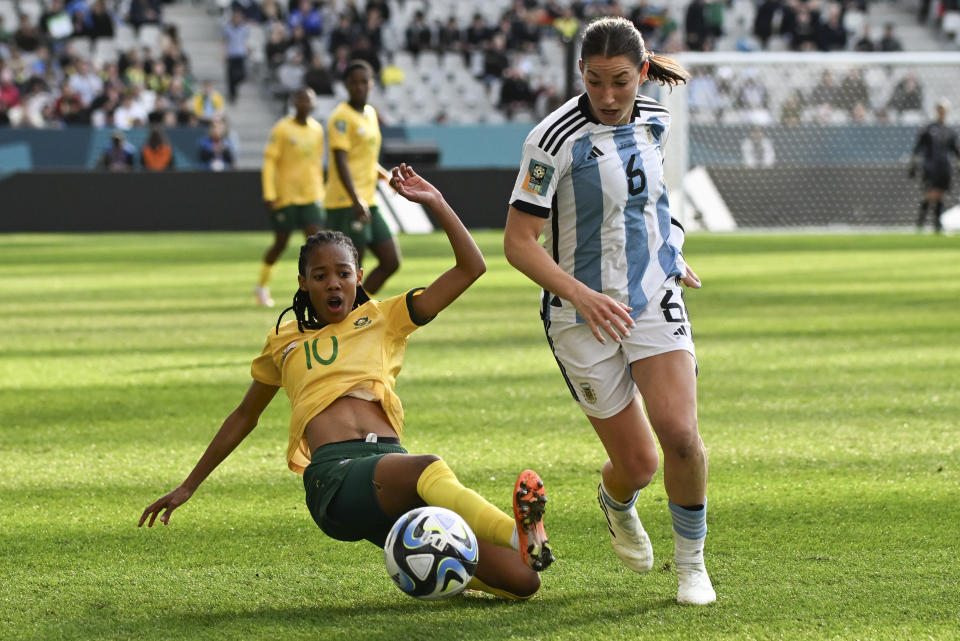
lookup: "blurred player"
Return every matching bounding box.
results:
[910,98,959,233]
[256,87,326,308]
[503,17,714,605]
[139,165,553,599]
[323,60,399,295]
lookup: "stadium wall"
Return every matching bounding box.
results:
[0,168,517,232]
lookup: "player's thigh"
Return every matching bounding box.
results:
[367,205,396,247]
[269,205,301,233]
[546,320,635,419]
[325,205,369,248]
[294,202,325,231]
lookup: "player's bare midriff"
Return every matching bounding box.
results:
[304,395,398,450]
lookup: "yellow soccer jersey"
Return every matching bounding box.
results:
[250,289,431,473]
[262,116,325,208]
[323,102,382,209]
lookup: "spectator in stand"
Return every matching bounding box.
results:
[265,22,291,72]
[232,0,266,23]
[113,90,148,128]
[303,53,334,96]
[809,69,841,111]
[100,129,136,170]
[780,88,806,126]
[480,32,510,88]
[127,0,162,36]
[788,5,821,51]
[741,126,776,168]
[684,0,713,52]
[288,23,314,63]
[465,12,492,61]
[349,35,381,77]
[838,68,869,116]
[288,0,323,38]
[328,13,358,56]
[734,72,771,124]
[14,13,42,53]
[363,8,384,54]
[853,24,875,51]
[817,5,847,51]
[437,16,463,57]
[366,0,390,23]
[68,58,102,107]
[878,23,903,51]
[141,124,175,171]
[887,72,924,117]
[753,0,783,50]
[83,0,115,40]
[0,15,12,45]
[261,0,285,24]
[499,67,536,120]
[53,79,84,125]
[193,80,226,124]
[223,7,249,103]
[0,67,19,125]
[198,118,235,171]
[277,48,306,97]
[405,10,433,59]
[89,82,122,127]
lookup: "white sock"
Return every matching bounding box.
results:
[674,532,706,566]
[510,525,519,551]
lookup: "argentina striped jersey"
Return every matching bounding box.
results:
[509,93,687,325]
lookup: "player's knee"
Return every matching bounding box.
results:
[412,453,442,474]
[508,569,541,599]
[661,425,704,462]
[615,449,659,489]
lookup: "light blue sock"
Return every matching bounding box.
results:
[599,481,638,511]
[669,499,707,539]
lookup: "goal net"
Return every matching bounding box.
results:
[657,52,960,230]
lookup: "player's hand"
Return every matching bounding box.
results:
[681,265,701,289]
[352,200,371,225]
[390,163,442,207]
[138,485,194,528]
[570,285,635,344]
[264,199,276,211]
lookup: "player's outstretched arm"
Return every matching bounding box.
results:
[138,380,279,527]
[390,163,486,319]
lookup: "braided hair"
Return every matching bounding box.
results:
[275,230,365,334]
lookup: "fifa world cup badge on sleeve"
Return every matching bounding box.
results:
[523,160,555,196]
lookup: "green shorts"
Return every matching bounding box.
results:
[303,438,407,546]
[270,203,325,232]
[325,205,393,249]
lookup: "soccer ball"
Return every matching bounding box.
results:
[384,506,479,601]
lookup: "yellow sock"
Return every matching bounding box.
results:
[466,576,532,601]
[416,459,514,549]
[257,261,276,287]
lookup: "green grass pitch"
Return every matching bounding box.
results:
[1,231,958,640]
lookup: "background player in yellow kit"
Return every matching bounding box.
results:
[256,87,326,307]
[139,164,554,599]
[323,60,399,295]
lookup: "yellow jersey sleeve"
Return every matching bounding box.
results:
[261,122,283,202]
[250,336,282,386]
[328,108,352,152]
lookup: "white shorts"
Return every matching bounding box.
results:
[544,276,696,419]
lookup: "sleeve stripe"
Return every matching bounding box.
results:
[405,287,434,326]
[511,199,550,218]
[537,105,581,150]
[544,115,587,155]
[548,120,586,155]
